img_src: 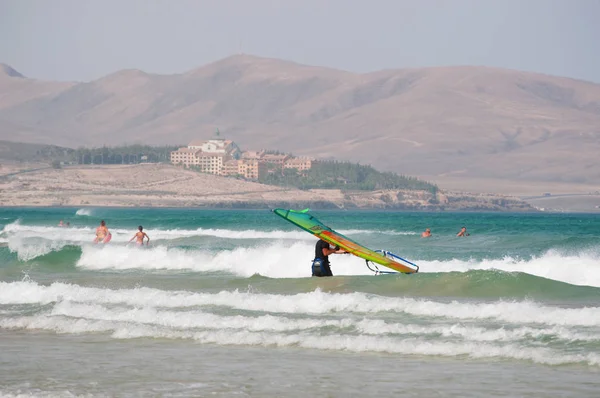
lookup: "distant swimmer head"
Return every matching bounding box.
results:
[457,226,469,237]
[138,225,143,231]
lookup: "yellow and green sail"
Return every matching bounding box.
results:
[272,208,418,274]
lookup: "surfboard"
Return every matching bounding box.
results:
[102,233,112,244]
[272,208,418,274]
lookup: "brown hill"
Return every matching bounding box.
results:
[0,63,25,78]
[1,55,599,188]
[0,64,74,143]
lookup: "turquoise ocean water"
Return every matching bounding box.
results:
[1,207,600,397]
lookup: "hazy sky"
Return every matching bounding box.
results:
[1,0,599,82]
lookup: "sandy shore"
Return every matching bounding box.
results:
[421,174,600,197]
[0,163,535,211]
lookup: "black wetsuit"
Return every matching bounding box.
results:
[313,239,333,277]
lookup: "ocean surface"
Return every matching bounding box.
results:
[1,207,599,397]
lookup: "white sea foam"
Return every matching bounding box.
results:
[49,301,352,332]
[353,319,599,342]
[3,222,97,243]
[2,281,599,367]
[7,236,72,262]
[4,223,96,261]
[0,222,316,248]
[2,281,600,327]
[75,208,94,216]
[41,301,600,343]
[74,239,600,286]
[419,248,600,287]
[4,220,600,287]
[0,290,600,366]
[111,328,599,367]
[2,312,598,367]
[75,241,372,277]
[1,220,413,245]
[150,228,310,240]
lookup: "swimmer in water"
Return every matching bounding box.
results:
[94,220,110,244]
[128,225,150,246]
[457,226,470,237]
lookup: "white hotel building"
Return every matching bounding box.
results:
[170,139,240,175]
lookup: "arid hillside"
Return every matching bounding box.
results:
[1,56,600,187]
[0,163,533,211]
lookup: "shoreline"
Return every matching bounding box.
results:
[0,204,547,214]
[0,200,536,212]
[3,203,600,215]
[0,163,543,212]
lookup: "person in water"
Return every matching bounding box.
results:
[128,225,150,246]
[94,220,111,244]
[312,239,346,277]
[457,226,470,237]
[421,228,432,238]
[58,220,64,227]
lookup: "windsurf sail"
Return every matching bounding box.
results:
[272,208,419,274]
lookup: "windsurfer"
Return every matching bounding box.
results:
[312,239,346,277]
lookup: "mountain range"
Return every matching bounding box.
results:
[1,55,600,189]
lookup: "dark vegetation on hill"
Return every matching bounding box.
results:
[72,145,180,164]
[0,140,73,163]
[259,160,438,192]
[0,141,179,165]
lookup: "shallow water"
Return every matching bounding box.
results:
[1,207,600,396]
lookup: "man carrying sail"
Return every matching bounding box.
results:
[313,239,346,277]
